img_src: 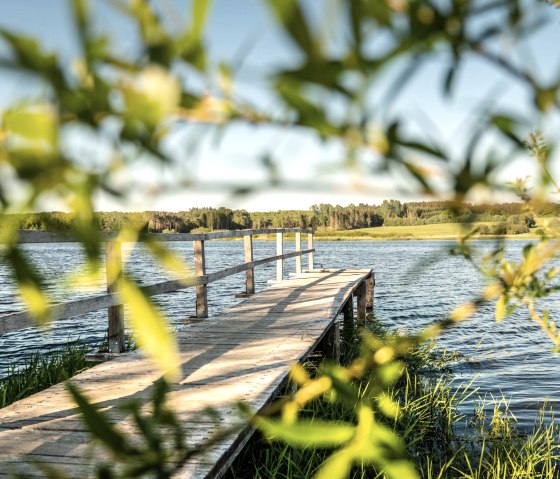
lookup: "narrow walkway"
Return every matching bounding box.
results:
[0,268,373,478]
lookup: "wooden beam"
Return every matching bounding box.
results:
[356,281,367,324]
[342,297,354,345]
[105,241,125,353]
[244,234,255,295]
[193,240,208,318]
[323,320,340,362]
[295,232,302,275]
[366,272,374,311]
[276,232,283,281]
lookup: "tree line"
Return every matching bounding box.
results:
[7,200,560,233]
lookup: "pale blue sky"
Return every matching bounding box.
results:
[1,0,559,211]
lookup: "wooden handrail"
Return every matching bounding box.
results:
[0,229,316,343]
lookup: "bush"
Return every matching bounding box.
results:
[492,222,508,235]
[507,224,529,235]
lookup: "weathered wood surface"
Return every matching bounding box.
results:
[0,268,372,479]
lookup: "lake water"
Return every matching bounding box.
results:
[1,239,559,430]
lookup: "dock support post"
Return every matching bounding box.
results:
[295,232,302,275]
[356,280,367,324]
[342,297,354,344]
[276,231,283,281]
[366,272,374,311]
[324,320,340,362]
[244,234,255,295]
[106,241,125,353]
[308,232,314,271]
[194,240,208,318]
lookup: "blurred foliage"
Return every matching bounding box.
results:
[1,0,560,477]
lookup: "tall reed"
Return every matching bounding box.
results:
[0,341,90,409]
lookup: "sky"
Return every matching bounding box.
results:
[0,0,559,212]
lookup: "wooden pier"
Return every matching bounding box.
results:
[0,229,374,478]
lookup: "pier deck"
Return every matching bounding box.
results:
[0,268,373,478]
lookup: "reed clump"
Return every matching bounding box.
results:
[226,318,560,479]
[0,334,139,410]
[0,341,91,409]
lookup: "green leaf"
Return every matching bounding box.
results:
[121,277,180,381]
[266,0,320,59]
[66,381,135,456]
[254,418,355,447]
[491,114,524,146]
[192,0,212,40]
[496,294,507,322]
[5,245,50,324]
[383,460,419,479]
[314,450,352,479]
[144,237,191,280]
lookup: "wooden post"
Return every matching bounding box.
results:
[244,234,255,295]
[356,280,367,324]
[324,321,340,362]
[276,231,283,281]
[342,297,354,344]
[194,240,208,318]
[366,272,374,311]
[106,241,124,353]
[308,232,314,271]
[295,232,302,275]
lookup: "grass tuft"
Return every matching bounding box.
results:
[0,341,91,409]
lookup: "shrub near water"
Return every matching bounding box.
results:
[0,341,90,409]
[227,318,560,479]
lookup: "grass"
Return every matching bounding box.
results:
[0,334,138,409]
[0,341,91,409]
[245,222,540,241]
[313,222,537,241]
[226,316,560,479]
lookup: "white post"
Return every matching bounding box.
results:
[308,232,314,271]
[276,231,283,281]
[295,232,302,275]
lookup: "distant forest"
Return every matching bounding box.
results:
[8,200,560,234]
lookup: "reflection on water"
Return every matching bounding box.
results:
[1,239,558,429]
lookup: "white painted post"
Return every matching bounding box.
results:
[276,231,283,281]
[295,232,302,275]
[308,232,314,271]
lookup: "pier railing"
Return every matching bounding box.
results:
[0,228,315,352]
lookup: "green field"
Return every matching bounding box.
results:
[313,222,536,240]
